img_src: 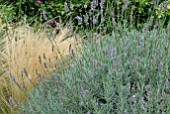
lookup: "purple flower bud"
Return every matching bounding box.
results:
[158,4,162,13]
[150,16,154,26]
[93,17,97,25]
[75,16,82,25]
[9,97,14,107]
[93,0,97,5]
[64,3,69,12]
[70,0,73,9]
[75,15,81,20]
[100,2,103,8]
[121,5,125,19]
[160,61,163,69]
[141,97,145,110]
[57,23,61,28]
[125,0,130,7]
[84,4,87,9]
[164,1,168,10]
[87,111,90,114]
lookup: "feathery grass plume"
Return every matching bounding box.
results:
[0,23,81,113]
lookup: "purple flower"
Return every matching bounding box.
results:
[99,2,103,8]
[64,3,69,12]
[93,17,97,24]
[75,16,82,20]
[75,16,82,25]
[81,86,86,97]
[70,0,73,9]
[160,62,163,69]
[93,0,97,5]
[158,4,162,13]
[84,5,87,9]
[87,111,90,114]
[164,1,168,10]
[57,23,61,28]
[121,5,125,19]
[150,16,154,26]
[125,0,130,7]
[37,0,42,4]
[141,97,145,110]
[9,97,14,106]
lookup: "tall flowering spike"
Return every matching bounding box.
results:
[57,23,61,28]
[75,16,82,25]
[125,0,130,7]
[158,4,162,13]
[121,5,125,19]
[42,10,47,21]
[93,0,97,5]
[160,61,163,69]
[64,3,69,12]
[164,1,168,10]
[9,97,14,107]
[100,2,103,8]
[141,97,145,110]
[70,0,73,9]
[81,86,86,97]
[149,16,154,26]
[84,13,89,25]
[93,16,97,25]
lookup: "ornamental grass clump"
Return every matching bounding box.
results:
[0,23,80,114]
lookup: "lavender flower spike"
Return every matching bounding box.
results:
[64,3,69,12]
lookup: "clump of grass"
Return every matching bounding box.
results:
[0,23,80,114]
[21,22,170,114]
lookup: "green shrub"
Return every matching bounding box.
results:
[155,0,170,18]
[0,0,168,28]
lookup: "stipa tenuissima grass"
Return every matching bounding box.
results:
[0,23,81,114]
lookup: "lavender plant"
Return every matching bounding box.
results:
[21,22,170,113]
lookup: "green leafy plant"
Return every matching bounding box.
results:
[155,0,170,18]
